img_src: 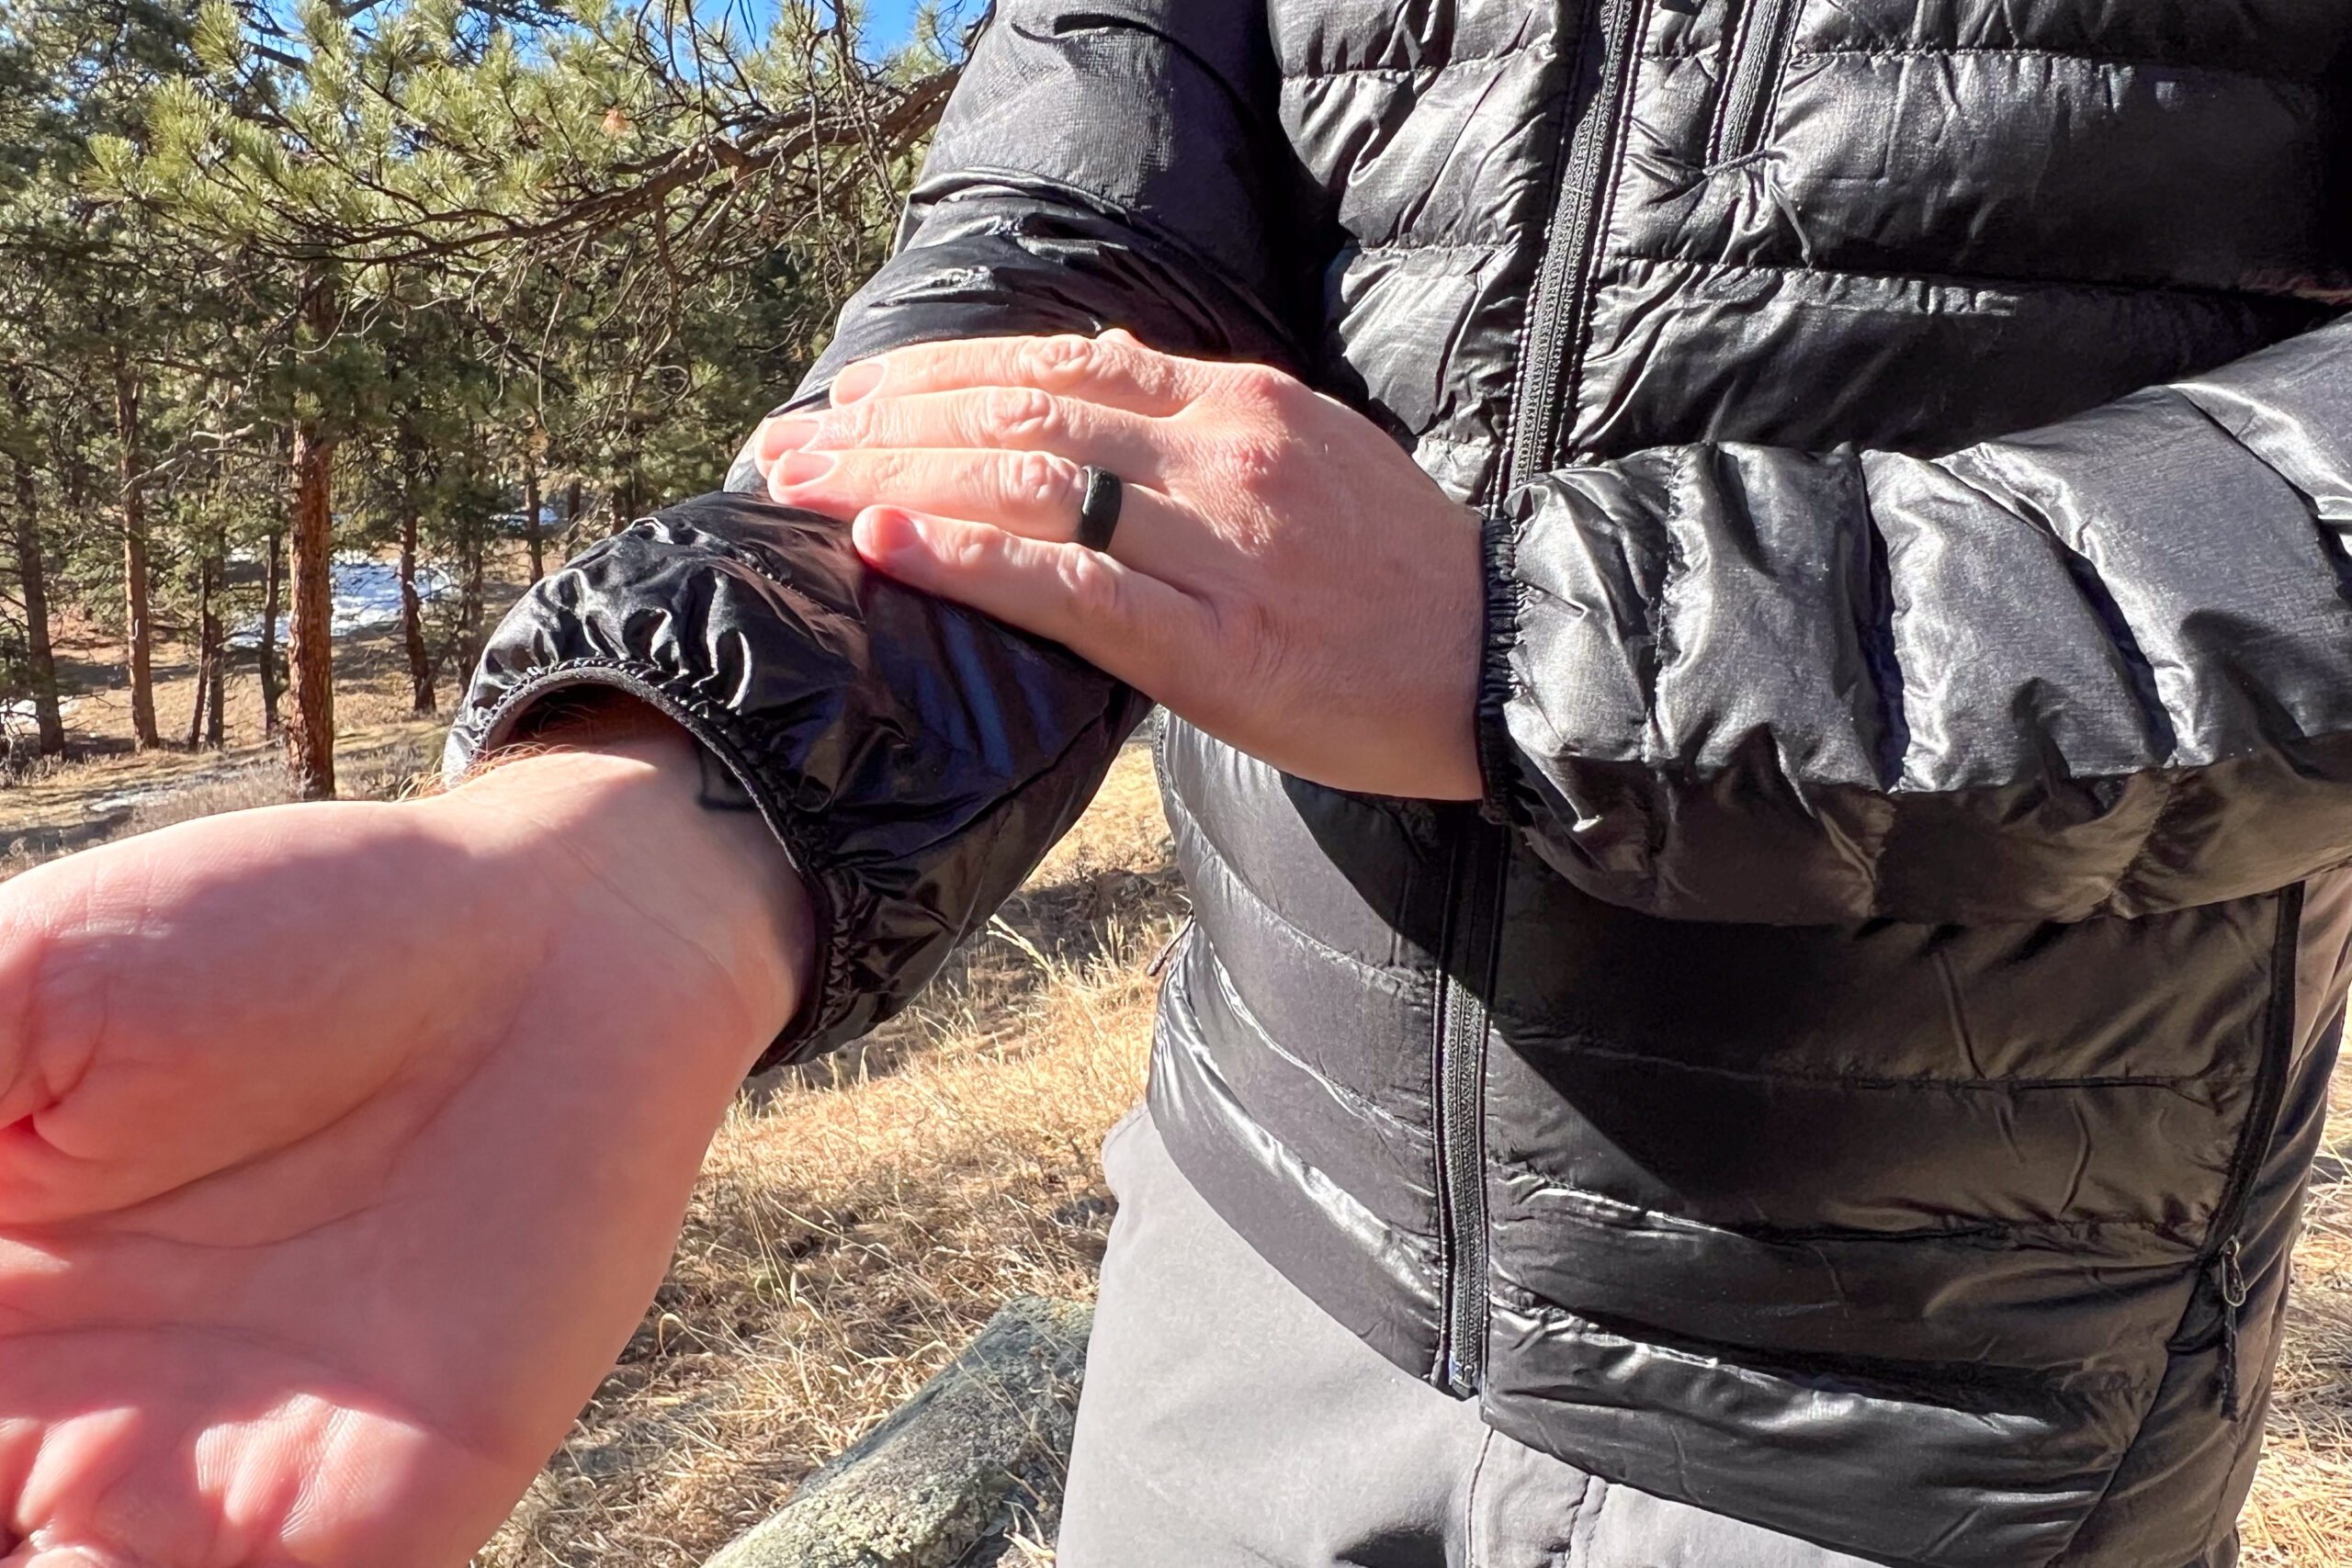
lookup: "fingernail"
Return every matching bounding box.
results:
[759,418,819,459]
[854,507,922,562]
[775,450,836,487]
[832,360,886,404]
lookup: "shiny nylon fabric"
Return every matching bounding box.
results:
[453,2,2352,1563]
[444,502,1151,1055]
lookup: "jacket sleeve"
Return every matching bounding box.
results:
[725,0,1314,491]
[1486,312,2352,925]
[451,0,1306,1066]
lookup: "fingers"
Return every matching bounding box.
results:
[760,387,1172,485]
[768,446,1173,565]
[849,507,1204,697]
[772,445,1085,529]
[829,329,1207,415]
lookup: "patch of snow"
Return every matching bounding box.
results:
[82,790,157,816]
[493,504,561,533]
[230,555,453,649]
[0,696,79,740]
[82,768,239,818]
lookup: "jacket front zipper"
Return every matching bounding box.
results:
[1504,0,1646,492]
[1430,0,1647,1400]
[1707,0,1799,164]
[1432,810,1510,1397]
[2200,882,2305,1418]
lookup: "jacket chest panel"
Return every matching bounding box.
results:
[1272,0,2349,260]
[1601,18,2342,291]
[1273,0,1574,497]
[1572,0,2343,454]
[1283,0,2346,468]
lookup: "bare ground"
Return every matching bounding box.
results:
[3,628,2346,1562]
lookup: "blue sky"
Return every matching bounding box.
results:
[857,0,990,53]
[721,0,983,53]
[246,0,976,62]
[866,0,926,48]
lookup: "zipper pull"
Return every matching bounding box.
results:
[2216,1236,2249,1419]
[1147,914,1194,978]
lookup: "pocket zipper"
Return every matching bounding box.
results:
[2214,1236,2251,1419]
[1708,0,1800,165]
[2199,882,2304,1419]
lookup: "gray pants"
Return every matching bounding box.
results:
[1057,1110,1881,1568]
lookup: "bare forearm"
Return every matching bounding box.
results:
[0,692,820,1563]
[434,701,815,1083]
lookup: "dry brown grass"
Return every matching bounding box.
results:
[15,540,542,769]
[0,721,447,876]
[2244,1075,2352,1566]
[478,740,1181,1567]
[0,539,538,871]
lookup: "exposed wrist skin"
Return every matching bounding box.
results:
[446,494,1152,1065]
[434,704,815,1079]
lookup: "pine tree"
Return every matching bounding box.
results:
[0,0,954,777]
[0,368,63,755]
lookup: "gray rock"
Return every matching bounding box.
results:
[704,1296,1094,1568]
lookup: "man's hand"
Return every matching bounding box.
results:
[751,332,1486,801]
[0,714,808,1565]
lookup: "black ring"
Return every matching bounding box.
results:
[1076,467,1123,553]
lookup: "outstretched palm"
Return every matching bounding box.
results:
[0,739,802,1566]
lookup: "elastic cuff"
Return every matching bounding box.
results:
[1474,508,1529,829]
[441,659,848,1070]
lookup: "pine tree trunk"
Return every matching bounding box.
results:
[259,526,282,738]
[184,548,223,750]
[287,413,336,798]
[185,561,205,749]
[523,461,544,581]
[186,552,210,748]
[400,508,434,716]
[562,475,584,558]
[458,512,484,679]
[8,448,62,756]
[205,549,224,749]
[283,277,340,798]
[113,356,159,751]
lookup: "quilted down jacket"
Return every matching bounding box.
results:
[450,3,2352,1563]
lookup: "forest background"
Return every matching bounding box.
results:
[0,0,956,793]
[4,4,2349,1563]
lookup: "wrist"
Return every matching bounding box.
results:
[432,715,814,1075]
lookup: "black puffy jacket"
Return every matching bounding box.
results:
[450,4,2352,1563]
